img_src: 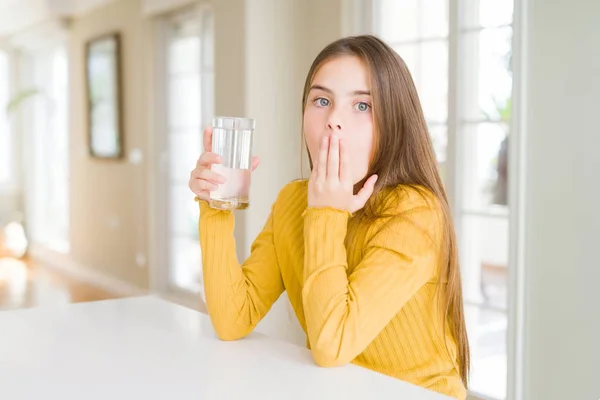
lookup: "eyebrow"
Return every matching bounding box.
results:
[309,84,371,96]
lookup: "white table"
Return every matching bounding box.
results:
[0,296,451,399]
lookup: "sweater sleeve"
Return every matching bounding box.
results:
[302,203,441,367]
[198,199,284,341]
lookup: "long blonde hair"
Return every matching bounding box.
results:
[301,35,470,386]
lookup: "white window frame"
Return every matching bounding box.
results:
[150,3,213,310]
[366,1,527,399]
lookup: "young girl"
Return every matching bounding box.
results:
[189,35,470,399]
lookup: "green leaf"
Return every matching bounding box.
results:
[5,88,43,116]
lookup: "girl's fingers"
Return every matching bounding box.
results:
[191,168,226,184]
[203,126,213,152]
[339,138,350,183]
[189,176,218,196]
[197,179,218,192]
[327,134,340,181]
[316,136,329,182]
[353,174,378,211]
[251,156,260,172]
[197,152,222,168]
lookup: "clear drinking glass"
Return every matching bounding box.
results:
[209,116,255,210]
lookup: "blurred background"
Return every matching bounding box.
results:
[0,1,598,399]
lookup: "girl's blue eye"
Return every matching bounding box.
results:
[315,98,330,107]
[355,102,371,112]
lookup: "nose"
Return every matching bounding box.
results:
[327,109,343,132]
[327,122,342,131]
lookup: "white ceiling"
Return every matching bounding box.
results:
[0,0,115,38]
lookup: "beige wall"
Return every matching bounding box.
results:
[239,0,345,344]
[69,0,151,289]
[212,0,248,261]
[243,0,343,257]
[33,0,346,298]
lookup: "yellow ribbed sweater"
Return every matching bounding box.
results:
[198,180,466,399]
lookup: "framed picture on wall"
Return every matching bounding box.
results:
[85,32,124,159]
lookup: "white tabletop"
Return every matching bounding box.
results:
[0,296,450,399]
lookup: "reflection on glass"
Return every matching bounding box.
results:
[461,123,509,210]
[461,27,513,122]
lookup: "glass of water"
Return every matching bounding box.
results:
[209,116,255,210]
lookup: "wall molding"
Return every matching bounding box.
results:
[141,0,206,17]
[8,18,70,52]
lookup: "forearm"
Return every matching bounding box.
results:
[198,199,284,341]
[302,207,356,365]
[302,207,436,367]
[199,201,252,339]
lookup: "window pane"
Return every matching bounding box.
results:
[27,47,70,252]
[49,47,70,250]
[168,36,200,75]
[166,9,213,295]
[169,130,202,182]
[462,0,514,29]
[377,0,419,42]
[168,74,201,129]
[461,122,509,210]
[169,236,202,292]
[463,214,509,399]
[421,0,449,38]
[378,0,448,42]
[460,213,508,311]
[395,41,448,124]
[428,124,448,164]
[169,184,200,237]
[394,44,420,81]
[200,72,214,129]
[461,27,513,122]
[420,41,448,123]
[465,304,507,400]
